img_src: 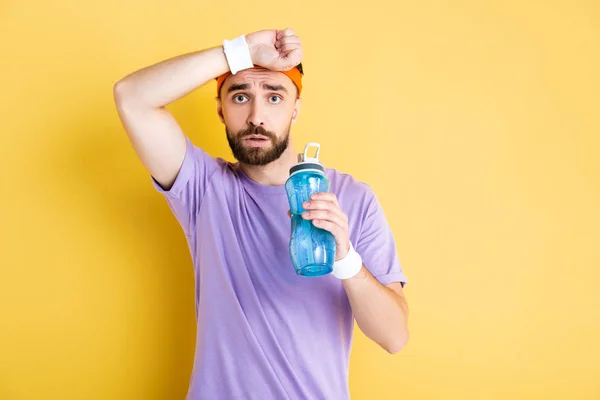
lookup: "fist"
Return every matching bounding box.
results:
[246,28,303,72]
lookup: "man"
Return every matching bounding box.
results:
[113,28,409,400]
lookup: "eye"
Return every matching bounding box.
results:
[269,95,282,104]
[232,94,248,103]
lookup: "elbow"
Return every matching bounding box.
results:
[113,79,131,107]
[113,77,143,110]
[384,330,409,354]
[113,79,156,111]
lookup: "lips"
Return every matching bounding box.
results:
[245,134,270,141]
[243,134,271,148]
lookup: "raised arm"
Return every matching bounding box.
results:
[112,46,229,190]
[112,29,302,190]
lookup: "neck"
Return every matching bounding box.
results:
[238,137,298,186]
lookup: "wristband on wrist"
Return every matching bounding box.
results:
[222,34,254,75]
[332,242,363,280]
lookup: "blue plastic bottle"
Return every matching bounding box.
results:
[285,143,337,277]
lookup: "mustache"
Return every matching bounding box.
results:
[237,125,277,140]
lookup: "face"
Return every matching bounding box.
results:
[217,68,301,166]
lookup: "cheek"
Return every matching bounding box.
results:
[270,105,295,124]
[222,107,245,127]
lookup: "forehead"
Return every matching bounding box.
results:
[224,68,294,91]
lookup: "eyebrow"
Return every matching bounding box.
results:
[227,83,250,93]
[263,84,288,93]
[227,83,288,94]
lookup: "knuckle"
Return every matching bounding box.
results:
[282,43,297,52]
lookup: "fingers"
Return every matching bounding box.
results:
[302,195,348,225]
[281,49,303,70]
[311,219,346,241]
[310,192,339,205]
[278,42,301,53]
[277,28,295,39]
[274,28,302,69]
[276,36,301,48]
[302,209,348,230]
[304,209,350,259]
[276,36,301,53]
[275,28,301,51]
[299,192,351,260]
[303,200,346,222]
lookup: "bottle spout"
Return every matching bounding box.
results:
[303,142,321,163]
[290,142,325,176]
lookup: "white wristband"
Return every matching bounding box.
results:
[222,34,254,75]
[332,242,363,280]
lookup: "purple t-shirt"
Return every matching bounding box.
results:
[152,137,407,400]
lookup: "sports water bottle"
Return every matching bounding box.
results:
[285,143,337,277]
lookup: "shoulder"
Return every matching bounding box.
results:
[185,138,234,175]
[326,167,374,195]
[325,167,378,211]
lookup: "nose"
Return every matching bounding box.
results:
[247,100,266,127]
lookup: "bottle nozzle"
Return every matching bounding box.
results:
[302,142,321,163]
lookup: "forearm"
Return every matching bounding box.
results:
[342,267,409,353]
[114,46,229,108]
[112,28,301,188]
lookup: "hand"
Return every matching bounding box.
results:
[246,28,303,72]
[292,192,350,261]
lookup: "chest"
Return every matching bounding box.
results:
[199,177,343,297]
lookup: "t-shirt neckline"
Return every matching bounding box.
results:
[234,163,289,196]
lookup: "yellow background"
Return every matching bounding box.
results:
[1,0,599,399]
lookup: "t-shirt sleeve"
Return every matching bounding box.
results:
[150,136,218,236]
[355,188,408,287]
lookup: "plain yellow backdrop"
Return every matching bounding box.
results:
[1,0,599,399]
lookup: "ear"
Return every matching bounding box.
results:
[291,97,302,125]
[216,96,225,124]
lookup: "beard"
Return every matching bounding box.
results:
[226,124,291,166]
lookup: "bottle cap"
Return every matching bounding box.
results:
[289,142,325,176]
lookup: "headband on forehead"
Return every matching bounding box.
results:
[216,66,303,97]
